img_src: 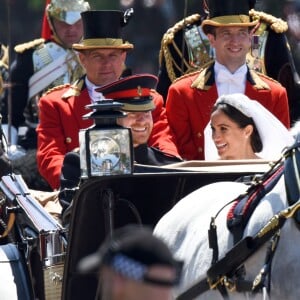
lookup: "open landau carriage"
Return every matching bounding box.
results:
[1,124,300,300]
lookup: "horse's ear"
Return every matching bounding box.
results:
[290,121,300,141]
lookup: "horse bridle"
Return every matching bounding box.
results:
[176,140,300,300]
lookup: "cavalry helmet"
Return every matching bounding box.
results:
[47,0,90,25]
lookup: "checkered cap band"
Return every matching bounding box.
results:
[111,254,147,281]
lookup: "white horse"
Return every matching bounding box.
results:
[154,148,300,299]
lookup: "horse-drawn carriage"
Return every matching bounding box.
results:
[1,5,300,299]
[0,158,271,300]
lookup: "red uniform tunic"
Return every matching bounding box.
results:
[37,79,179,189]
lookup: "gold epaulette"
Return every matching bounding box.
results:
[249,70,272,90]
[173,69,201,84]
[174,60,213,84]
[250,9,288,33]
[252,70,282,86]
[44,84,70,96]
[14,38,45,54]
[62,78,84,98]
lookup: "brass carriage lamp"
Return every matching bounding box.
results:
[79,100,133,178]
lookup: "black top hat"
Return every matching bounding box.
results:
[73,9,134,50]
[96,74,158,112]
[77,225,182,286]
[202,0,258,34]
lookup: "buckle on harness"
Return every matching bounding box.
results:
[223,277,236,292]
[208,276,236,292]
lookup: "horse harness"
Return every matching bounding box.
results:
[176,140,300,300]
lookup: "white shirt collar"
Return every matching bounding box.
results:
[214,62,247,95]
[85,77,105,103]
[214,61,247,77]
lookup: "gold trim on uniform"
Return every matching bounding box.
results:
[122,102,155,112]
[249,9,288,33]
[159,14,204,83]
[62,78,85,99]
[14,38,45,53]
[249,70,271,90]
[191,68,213,91]
[44,84,71,96]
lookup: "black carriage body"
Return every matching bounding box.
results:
[62,161,269,300]
[0,161,270,299]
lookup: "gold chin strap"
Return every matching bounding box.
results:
[47,15,71,49]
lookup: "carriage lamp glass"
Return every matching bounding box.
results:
[79,128,133,177]
[79,100,133,178]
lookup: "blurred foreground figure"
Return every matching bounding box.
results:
[78,225,183,300]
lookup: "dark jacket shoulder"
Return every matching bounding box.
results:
[134,144,182,166]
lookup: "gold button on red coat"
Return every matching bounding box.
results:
[66,137,72,144]
[198,147,203,153]
[197,132,202,138]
